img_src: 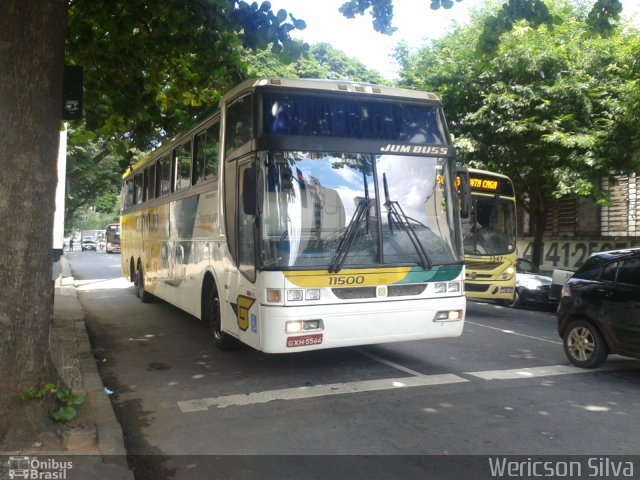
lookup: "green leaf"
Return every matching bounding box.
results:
[51,406,77,423]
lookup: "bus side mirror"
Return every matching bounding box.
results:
[242,167,263,216]
[457,167,471,219]
[242,169,257,216]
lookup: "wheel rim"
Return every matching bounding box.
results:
[567,326,595,361]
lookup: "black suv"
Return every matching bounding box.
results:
[557,248,640,368]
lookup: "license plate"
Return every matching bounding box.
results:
[286,334,323,348]
[500,287,515,293]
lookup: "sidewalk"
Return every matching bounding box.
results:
[50,253,135,479]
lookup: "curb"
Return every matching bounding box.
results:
[52,254,134,479]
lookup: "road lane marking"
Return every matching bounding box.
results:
[177,374,468,412]
[465,321,562,345]
[465,360,640,380]
[467,362,640,380]
[467,364,589,380]
[355,348,428,377]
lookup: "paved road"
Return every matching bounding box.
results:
[68,250,640,479]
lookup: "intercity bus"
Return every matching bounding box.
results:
[462,168,517,303]
[105,222,121,253]
[120,78,470,353]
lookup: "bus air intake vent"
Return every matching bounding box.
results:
[464,283,490,292]
[465,261,504,271]
[388,284,427,296]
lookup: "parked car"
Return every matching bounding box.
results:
[505,258,555,310]
[81,236,96,251]
[557,248,640,368]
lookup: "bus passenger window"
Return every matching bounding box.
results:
[158,155,171,196]
[134,174,144,205]
[145,164,156,200]
[193,131,206,186]
[193,123,219,185]
[205,123,219,181]
[173,142,192,191]
[123,180,134,207]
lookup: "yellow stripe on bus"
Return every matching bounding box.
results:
[284,268,411,288]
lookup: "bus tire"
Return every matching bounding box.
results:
[204,283,237,351]
[131,258,137,285]
[136,266,153,303]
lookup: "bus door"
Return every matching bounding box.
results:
[225,157,260,349]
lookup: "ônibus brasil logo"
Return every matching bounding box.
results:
[7,456,73,479]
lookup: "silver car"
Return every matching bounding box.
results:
[506,258,556,310]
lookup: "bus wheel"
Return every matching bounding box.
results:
[136,266,153,303]
[204,285,237,351]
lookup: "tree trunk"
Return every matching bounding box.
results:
[530,205,549,269]
[0,0,67,448]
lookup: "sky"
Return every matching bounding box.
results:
[267,0,640,80]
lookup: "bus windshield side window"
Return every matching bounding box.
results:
[225,96,252,156]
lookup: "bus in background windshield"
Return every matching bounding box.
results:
[120,78,471,353]
[463,168,517,304]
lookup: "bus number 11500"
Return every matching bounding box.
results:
[328,275,365,286]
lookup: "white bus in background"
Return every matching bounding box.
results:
[120,78,471,353]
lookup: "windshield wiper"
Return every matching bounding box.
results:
[329,174,370,273]
[383,173,432,270]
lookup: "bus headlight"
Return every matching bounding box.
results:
[286,319,323,333]
[500,266,516,280]
[305,289,320,300]
[434,310,463,322]
[286,289,321,301]
[287,289,304,301]
[435,282,461,293]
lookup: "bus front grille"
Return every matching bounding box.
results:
[332,284,427,299]
[465,261,504,271]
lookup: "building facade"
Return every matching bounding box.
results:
[518,173,640,271]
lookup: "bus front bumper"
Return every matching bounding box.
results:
[257,296,466,354]
[464,281,514,301]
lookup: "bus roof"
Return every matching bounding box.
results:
[222,78,441,104]
[126,78,443,177]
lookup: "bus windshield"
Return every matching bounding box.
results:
[463,196,516,255]
[259,151,461,270]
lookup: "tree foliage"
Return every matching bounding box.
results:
[244,41,388,83]
[64,129,125,232]
[339,0,623,45]
[66,0,307,155]
[396,0,640,265]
